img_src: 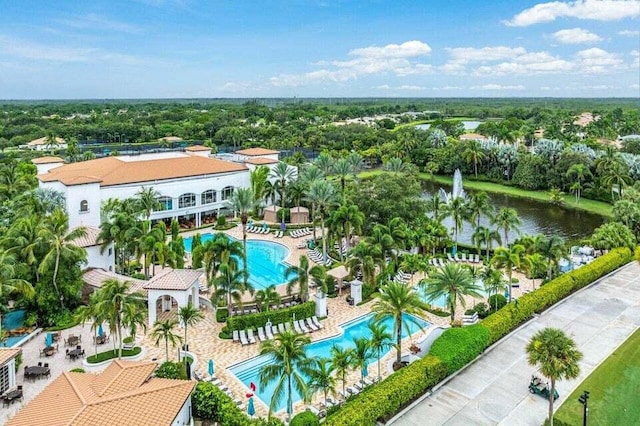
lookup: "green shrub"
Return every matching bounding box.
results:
[487,294,507,312]
[635,246,640,261]
[154,361,188,380]
[276,208,291,222]
[472,302,489,319]
[216,308,229,323]
[290,411,320,426]
[227,302,315,331]
[130,273,146,280]
[428,325,490,375]
[123,336,134,344]
[324,355,447,426]
[70,368,85,373]
[24,312,38,327]
[217,215,227,226]
[86,347,142,364]
[44,310,79,331]
[219,326,232,339]
[192,382,284,426]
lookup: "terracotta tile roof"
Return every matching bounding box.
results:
[0,348,21,366]
[235,147,280,156]
[82,269,147,294]
[27,136,66,146]
[144,269,203,291]
[38,155,247,187]
[6,360,195,426]
[245,157,278,165]
[71,226,102,247]
[185,145,211,152]
[32,156,64,164]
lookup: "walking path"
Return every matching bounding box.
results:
[391,261,640,426]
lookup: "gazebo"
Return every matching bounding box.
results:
[262,205,281,223]
[144,269,204,326]
[327,265,350,289]
[290,206,309,224]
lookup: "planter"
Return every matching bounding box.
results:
[82,347,146,372]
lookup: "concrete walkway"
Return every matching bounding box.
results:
[391,262,640,426]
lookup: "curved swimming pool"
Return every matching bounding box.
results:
[183,234,293,290]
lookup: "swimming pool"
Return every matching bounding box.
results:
[1,309,27,347]
[182,234,293,290]
[229,312,430,412]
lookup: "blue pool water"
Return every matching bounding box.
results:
[229,312,430,412]
[183,234,293,290]
[1,309,27,347]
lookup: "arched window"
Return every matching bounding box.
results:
[157,196,173,211]
[178,193,196,209]
[79,200,88,212]
[221,186,234,201]
[201,190,217,205]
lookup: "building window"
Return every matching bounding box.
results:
[178,193,196,209]
[157,196,173,211]
[221,186,234,201]
[79,200,88,212]
[0,364,9,394]
[201,190,217,205]
[108,248,113,256]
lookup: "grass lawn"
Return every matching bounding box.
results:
[554,328,640,426]
[86,346,142,363]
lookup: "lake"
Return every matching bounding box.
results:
[416,120,483,131]
[423,180,604,245]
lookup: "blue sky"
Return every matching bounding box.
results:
[0,0,638,98]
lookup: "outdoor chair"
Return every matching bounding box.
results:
[239,330,249,346]
[293,321,303,334]
[305,318,319,331]
[311,316,324,329]
[257,327,267,342]
[297,319,310,333]
[247,329,256,344]
[265,326,274,340]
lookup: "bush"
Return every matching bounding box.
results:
[24,312,38,328]
[428,325,490,375]
[276,208,291,222]
[487,294,507,312]
[290,411,320,426]
[219,326,232,339]
[86,347,142,364]
[216,308,229,323]
[154,361,188,379]
[44,309,79,331]
[635,246,640,261]
[192,382,284,426]
[123,336,134,344]
[324,355,447,426]
[217,216,227,226]
[227,302,315,331]
[472,302,489,319]
[70,368,85,373]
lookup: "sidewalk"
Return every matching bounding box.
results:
[391,262,640,426]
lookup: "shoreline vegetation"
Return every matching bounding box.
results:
[359,170,613,217]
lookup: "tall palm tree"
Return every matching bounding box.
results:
[250,165,271,209]
[285,255,324,302]
[270,162,295,226]
[306,180,338,262]
[177,303,204,355]
[372,281,426,367]
[600,161,632,201]
[136,186,161,230]
[330,345,354,396]
[462,140,487,178]
[212,262,251,311]
[352,336,374,381]
[300,165,324,241]
[536,235,567,281]
[467,191,493,230]
[472,226,502,259]
[314,153,334,177]
[330,204,364,256]
[259,330,313,421]
[445,196,469,250]
[426,195,446,222]
[0,248,34,300]
[481,266,507,310]
[347,242,382,289]
[93,278,147,358]
[491,245,526,302]
[524,253,547,290]
[367,321,393,381]
[37,208,87,309]
[307,358,337,406]
[227,187,256,285]
[566,164,591,203]
[74,293,103,356]
[332,158,354,196]
[526,328,583,426]
[255,285,281,312]
[151,319,183,362]
[422,263,483,323]
[492,207,521,246]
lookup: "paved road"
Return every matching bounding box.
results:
[391,262,640,426]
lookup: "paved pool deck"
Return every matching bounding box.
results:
[391,261,640,426]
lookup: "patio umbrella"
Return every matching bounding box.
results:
[45,333,53,347]
[97,324,104,338]
[208,359,215,377]
[247,397,255,417]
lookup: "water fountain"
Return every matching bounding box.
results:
[439,169,466,202]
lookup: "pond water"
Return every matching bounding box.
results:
[415,120,483,131]
[423,180,604,245]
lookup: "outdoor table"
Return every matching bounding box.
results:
[68,348,84,360]
[2,389,23,406]
[67,336,79,347]
[25,366,50,380]
[44,346,56,357]
[94,335,106,345]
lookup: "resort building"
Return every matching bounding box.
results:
[6,359,196,426]
[0,348,21,396]
[22,136,68,152]
[72,226,115,272]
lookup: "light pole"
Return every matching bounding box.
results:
[578,390,590,426]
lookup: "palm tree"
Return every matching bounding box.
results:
[524,253,547,290]
[177,303,204,355]
[526,328,583,426]
[314,153,334,177]
[212,262,251,311]
[422,263,483,323]
[367,321,393,381]
[330,204,364,256]
[467,191,493,230]
[307,358,337,406]
[491,245,526,302]
[600,161,632,201]
[255,285,281,312]
[445,196,469,250]
[566,164,591,203]
[285,255,324,302]
[492,207,521,246]
[151,319,183,362]
[347,242,382,289]
[0,248,35,300]
[136,186,161,229]
[74,293,102,356]
[426,195,446,222]
[306,180,338,262]
[250,165,271,209]
[270,162,295,226]
[472,226,502,259]
[462,140,486,178]
[37,208,87,309]
[93,278,147,358]
[537,235,567,281]
[330,345,354,396]
[352,336,374,381]
[383,157,409,174]
[372,281,426,367]
[259,330,313,421]
[481,266,507,310]
[227,187,256,285]
[333,158,354,196]
[300,165,324,241]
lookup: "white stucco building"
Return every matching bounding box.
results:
[22,136,68,152]
[71,226,115,272]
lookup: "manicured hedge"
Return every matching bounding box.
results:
[290,411,320,426]
[482,247,632,344]
[428,325,490,375]
[324,355,447,426]
[192,382,283,426]
[635,246,640,261]
[86,347,142,364]
[227,302,315,331]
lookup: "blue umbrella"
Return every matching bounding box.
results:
[98,324,104,338]
[247,397,255,417]
[208,359,215,377]
[45,333,53,347]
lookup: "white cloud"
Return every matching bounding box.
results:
[504,0,640,27]
[470,84,526,90]
[632,49,640,67]
[582,84,615,89]
[619,29,640,36]
[56,13,143,33]
[552,28,603,44]
[575,47,625,73]
[630,83,640,89]
[270,40,433,86]
[446,46,527,61]
[432,86,464,90]
[450,48,575,76]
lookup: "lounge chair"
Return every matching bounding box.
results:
[438,258,446,267]
[346,386,360,395]
[239,330,249,346]
[361,377,374,386]
[306,318,319,331]
[265,326,274,340]
[354,382,365,391]
[285,322,293,332]
[278,323,286,334]
[447,253,455,262]
[461,253,467,262]
[474,254,480,263]
[257,327,267,342]
[247,329,256,344]
[293,320,303,334]
[311,316,324,329]
[454,253,461,262]
[297,319,310,333]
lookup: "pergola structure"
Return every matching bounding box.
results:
[262,205,281,223]
[144,269,204,326]
[290,206,309,224]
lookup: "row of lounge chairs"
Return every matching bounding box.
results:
[232,316,324,346]
[247,225,270,234]
[307,248,334,266]
[290,227,312,238]
[334,241,349,257]
[392,269,412,284]
[272,230,284,238]
[229,300,300,317]
[446,253,481,263]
